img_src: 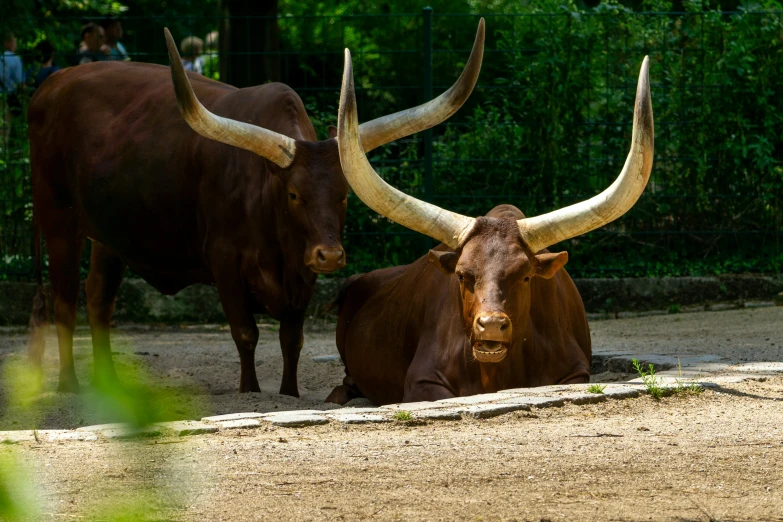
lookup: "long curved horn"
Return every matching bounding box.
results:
[339,49,476,250]
[518,56,654,253]
[357,18,485,153]
[163,28,296,168]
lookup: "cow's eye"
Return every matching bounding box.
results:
[289,193,298,201]
[457,273,464,282]
[524,276,530,282]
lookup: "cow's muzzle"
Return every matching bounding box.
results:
[306,246,346,274]
[472,313,512,363]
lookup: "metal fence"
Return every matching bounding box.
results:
[2,9,782,280]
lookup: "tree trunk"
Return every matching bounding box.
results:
[221,0,280,88]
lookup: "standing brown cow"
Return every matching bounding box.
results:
[27,22,485,394]
[327,50,654,405]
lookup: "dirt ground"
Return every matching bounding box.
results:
[1,307,783,520]
[3,376,782,521]
[1,306,782,430]
[590,305,783,362]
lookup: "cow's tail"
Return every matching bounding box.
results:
[29,209,48,373]
[326,273,363,315]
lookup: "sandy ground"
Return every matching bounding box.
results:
[1,306,782,430]
[1,307,783,520]
[2,376,782,521]
[590,305,783,362]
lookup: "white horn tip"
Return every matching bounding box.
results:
[476,18,486,39]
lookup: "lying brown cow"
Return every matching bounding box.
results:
[27,22,484,395]
[327,50,654,405]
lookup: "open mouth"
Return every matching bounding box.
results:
[309,267,336,274]
[472,342,508,363]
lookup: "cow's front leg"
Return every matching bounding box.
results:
[230,318,261,393]
[402,336,457,403]
[403,362,457,402]
[278,313,304,397]
[213,268,261,393]
[403,381,456,403]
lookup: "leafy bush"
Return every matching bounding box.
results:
[2,2,783,280]
[416,0,783,278]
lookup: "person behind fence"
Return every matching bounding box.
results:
[1,31,24,144]
[180,36,204,74]
[74,22,111,65]
[203,30,219,79]
[32,41,61,89]
[101,18,130,61]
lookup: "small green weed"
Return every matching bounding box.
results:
[632,359,666,400]
[668,303,681,314]
[393,411,413,421]
[676,381,704,394]
[587,384,606,394]
[673,358,704,396]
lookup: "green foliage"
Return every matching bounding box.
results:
[0,451,39,521]
[393,410,413,421]
[676,380,704,394]
[1,337,205,430]
[632,358,665,399]
[587,383,606,394]
[420,1,783,279]
[1,0,220,73]
[2,2,783,279]
[285,2,783,277]
[0,337,206,519]
[674,357,705,395]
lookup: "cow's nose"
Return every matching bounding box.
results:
[474,313,512,340]
[310,246,345,273]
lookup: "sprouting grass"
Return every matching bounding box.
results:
[633,358,704,401]
[676,381,705,394]
[393,411,413,421]
[587,383,606,394]
[632,359,666,400]
[674,358,704,396]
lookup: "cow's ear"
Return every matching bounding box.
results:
[533,251,568,279]
[428,250,459,275]
[328,125,338,139]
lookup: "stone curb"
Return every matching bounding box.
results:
[2,356,781,443]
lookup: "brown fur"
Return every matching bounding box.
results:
[28,61,349,394]
[329,204,591,405]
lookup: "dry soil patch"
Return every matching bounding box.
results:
[3,375,782,521]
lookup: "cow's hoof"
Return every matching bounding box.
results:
[57,375,81,394]
[239,380,261,393]
[324,385,354,405]
[279,384,300,398]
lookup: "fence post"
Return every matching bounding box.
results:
[422,6,434,250]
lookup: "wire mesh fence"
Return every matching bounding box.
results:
[2,8,782,280]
